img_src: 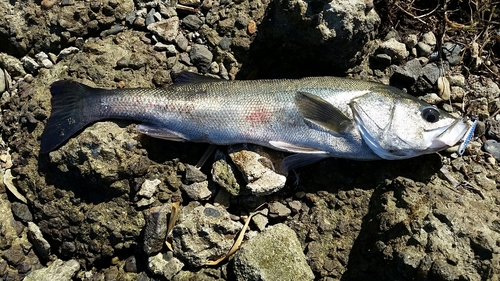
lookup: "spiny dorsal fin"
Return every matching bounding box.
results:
[174,71,221,86]
[295,91,352,134]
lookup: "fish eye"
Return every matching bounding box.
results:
[421,107,440,123]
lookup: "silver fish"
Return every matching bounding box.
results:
[40,72,470,171]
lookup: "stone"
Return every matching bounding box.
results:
[148,252,184,279]
[21,56,39,74]
[212,150,247,196]
[184,164,207,183]
[143,205,169,255]
[442,42,463,65]
[181,181,213,200]
[422,62,449,85]
[219,37,231,50]
[57,47,80,61]
[154,43,178,55]
[0,53,27,78]
[182,15,203,30]
[487,120,500,140]
[416,42,433,57]
[189,44,213,73]
[393,58,423,83]
[24,259,80,281]
[268,202,291,218]
[377,38,408,62]
[10,202,33,223]
[233,224,314,281]
[421,31,437,46]
[179,0,201,6]
[228,145,287,196]
[175,33,189,51]
[148,17,179,42]
[138,178,161,199]
[145,8,156,26]
[35,52,53,68]
[484,140,500,161]
[0,68,5,94]
[404,34,418,49]
[171,202,243,266]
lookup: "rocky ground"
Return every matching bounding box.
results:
[1,0,500,280]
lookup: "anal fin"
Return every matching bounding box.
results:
[136,124,188,142]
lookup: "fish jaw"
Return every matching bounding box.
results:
[426,118,469,150]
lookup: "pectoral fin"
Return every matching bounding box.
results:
[136,124,188,141]
[295,91,352,134]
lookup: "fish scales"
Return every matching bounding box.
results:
[85,77,376,159]
[40,72,469,171]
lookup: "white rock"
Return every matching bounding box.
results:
[138,178,161,198]
[148,252,184,280]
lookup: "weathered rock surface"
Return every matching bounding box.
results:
[234,223,314,281]
[171,202,243,267]
[24,259,80,281]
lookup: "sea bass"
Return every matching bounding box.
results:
[40,72,470,171]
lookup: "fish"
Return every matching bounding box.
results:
[40,72,470,172]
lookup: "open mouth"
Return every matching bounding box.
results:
[427,118,470,150]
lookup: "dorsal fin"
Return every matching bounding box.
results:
[295,91,353,134]
[174,71,221,86]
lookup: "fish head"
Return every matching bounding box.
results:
[350,86,469,160]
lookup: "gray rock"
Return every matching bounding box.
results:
[148,17,180,42]
[377,38,409,62]
[403,34,418,49]
[10,201,33,222]
[419,93,443,105]
[181,181,213,200]
[393,58,422,83]
[422,62,449,85]
[154,42,178,55]
[251,209,269,231]
[421,31,437,46]
[487,119,500,140]
[148,251,184,279]
[219,37,231,50]
[268,202,291,218]
[0,53,27,78]
[145,8,156,26]
[228,145,287,196]
[0,68,5,94]
[171,202,243,266]
[182,14,204,30]
[35,52,53,68]
[138,178,161,199]
[21,56,39,74]
[189,44,213,72]
[233,224,314,281]
[184,164,207,183]
[143,204,169,255]
[175,33,189,51]
[416,42,433,57]
[442,42,463,65]
[484,140,500,160]
[24,259,80,281]
[57,46,80,61]
[374,53,392,65]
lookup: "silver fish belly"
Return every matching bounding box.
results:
[40,72,470,170]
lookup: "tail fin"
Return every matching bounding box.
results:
[40,80,97,153]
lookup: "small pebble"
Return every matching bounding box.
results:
[484,139,500,161]
[247,20,257,35]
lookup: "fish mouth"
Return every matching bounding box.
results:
[427,118,469,150]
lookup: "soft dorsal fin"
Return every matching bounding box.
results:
[295,91,352,134]
[174,71,221,86]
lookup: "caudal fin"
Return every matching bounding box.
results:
[40,80,97,153]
